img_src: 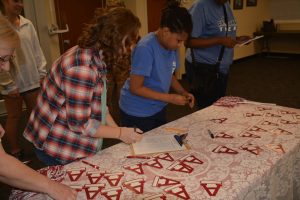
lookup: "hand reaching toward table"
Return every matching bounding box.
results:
[119,127,143,144]
[47,180,77,200]
[169,94,190,106]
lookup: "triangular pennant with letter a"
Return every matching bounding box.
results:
[257,107,271,111]
[279,119,298,124]
[271,128,293,135]
[294,114,300,120]
[265,144,285,154]
[265,112,281,117]
[240,144,262,155]
[66,167,86,181]
[210,118,227,124]
[123,163,144,175]
[247,126,267,132]
[83,183,105,199]
[240,132,261,138]
[143,158,163,169]
[103,172,124,187]
[167,161,194,174]
[215,132,234,139]
[212,145,238,154]
[152,176,180,187]
[178,154,203,165]
[123,178,145,194]
[164,184,190,200]
[245,112,262,117]
[101,187,123,200]
[153,153,174,162]
[200,181,222,196]
[86,171,104,184]
[280,110,296,115]
[260,120,278,126]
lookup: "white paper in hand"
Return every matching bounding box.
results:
[236,35,264,47]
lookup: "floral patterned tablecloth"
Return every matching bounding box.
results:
[10,97,300,200]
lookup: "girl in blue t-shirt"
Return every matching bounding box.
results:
[119,1,195,132]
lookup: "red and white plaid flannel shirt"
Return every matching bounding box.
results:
[24,46,107,163]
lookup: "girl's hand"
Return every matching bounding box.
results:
[169,94,189,105]
[184,93,195,108]
[221,37,238,48]
[119,127,143,144]
[47,180,77,200]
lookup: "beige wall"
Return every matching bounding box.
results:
[124,0,148,37]
[23,0,61,70]
[271,0,300,20]
[233,0,300,56]
[232,0,271,59]
[24,0,300,69]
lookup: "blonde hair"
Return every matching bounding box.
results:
[0,15,20,49]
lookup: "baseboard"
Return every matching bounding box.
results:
[233,53,300,64]
[233,54,259,64]
[260,52,300,59]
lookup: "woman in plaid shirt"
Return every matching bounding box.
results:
[23,7,143,166]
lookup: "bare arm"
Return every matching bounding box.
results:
[130,74,170,102]
[129,74,188,106]
[105,109,118,127]
[186,37,237,49]
[92,125,143,144]
[170,75,188,95]
[0,144,77,200]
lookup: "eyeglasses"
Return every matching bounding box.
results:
[0,55,14,63]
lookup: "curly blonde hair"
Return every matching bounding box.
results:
[78,7,141,68]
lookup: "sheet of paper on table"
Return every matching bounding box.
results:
[131,134,188,155]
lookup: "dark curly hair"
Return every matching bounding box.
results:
[78,7,141,68]
[160,0,192,34]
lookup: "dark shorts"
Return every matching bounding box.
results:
[34,148,70,166]
[120,107,167,133]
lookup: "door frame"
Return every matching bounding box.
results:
[0,0,61,115]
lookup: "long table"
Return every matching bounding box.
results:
[10,97,300,199]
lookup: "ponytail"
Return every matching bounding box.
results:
[160,0,192,34]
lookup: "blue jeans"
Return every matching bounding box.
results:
[120,107,167,133]
[185,60,229,109]
[34,148,70,166]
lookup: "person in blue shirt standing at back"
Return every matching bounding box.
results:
[119,0,195,133]
[185,0,251,109]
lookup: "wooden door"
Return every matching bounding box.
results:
[54,0,105,53]
[147,0,167,33]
